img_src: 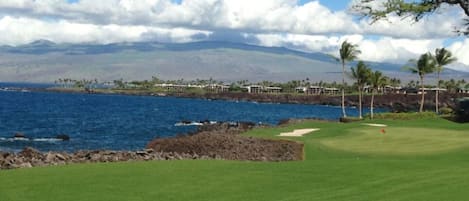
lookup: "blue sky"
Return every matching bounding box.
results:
[316,0,348,11]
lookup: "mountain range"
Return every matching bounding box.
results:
[0,40,467,83]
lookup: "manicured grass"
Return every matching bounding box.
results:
[1,118,469,201]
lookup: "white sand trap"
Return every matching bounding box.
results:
[362,123,388,127]
[279,128,320,137]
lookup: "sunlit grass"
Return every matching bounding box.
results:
[1,117,469,201]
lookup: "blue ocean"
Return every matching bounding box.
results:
[0,83,380,152]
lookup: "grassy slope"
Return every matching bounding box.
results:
[1,118,469,201]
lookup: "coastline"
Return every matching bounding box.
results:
[40,87,465,112]
[0,122,303,170]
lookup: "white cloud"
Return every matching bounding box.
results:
[0,0,468,72]
[0,0,359,35]
[0,0,464,39]
[254,33,469,71]
[357,38,444,63]
[359,10,462,39]
[0,16,209,45]
[448,39,469,68]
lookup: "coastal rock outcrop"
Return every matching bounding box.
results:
[147,133,303,161]
[14,132,26,138]
[56,134,70,141]
[0,148,209,170]
[1,122,305,170]
[147,122,303,162]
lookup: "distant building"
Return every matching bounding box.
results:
[458,88,469,94]
[295,87,307,93]
[154,83,187,92]
[323,87,339,95]
[244,85,263,93]
[205,84,230,93]
[384,85,403,94]
[243,85,282,94]
[306,86,322,95]
[403,87,419,94]
[296,86,339,96]
[264,86,282,94]
[363,86,372,94]
[413,88,447,95]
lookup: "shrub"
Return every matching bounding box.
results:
[439,107,453,115]
[455,98,469,123]
[339,117,363,123]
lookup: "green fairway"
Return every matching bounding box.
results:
[1,118,469,201]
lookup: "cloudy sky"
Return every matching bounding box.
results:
[1,0,469,71]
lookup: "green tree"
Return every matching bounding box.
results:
[339,40,361,118]
[389,78,401,87]
[405,53,437,112]
[443,79,459,93]
[353,0,469,35]
[351,61,371,119]
[368,71,388,119]
[434,48,457,113]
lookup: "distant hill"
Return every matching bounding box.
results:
[0,40,467,83]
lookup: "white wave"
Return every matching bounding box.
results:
[32,138,62,142]
[13,137,30,141]
[0,137,63,142]
[174,122,204,126]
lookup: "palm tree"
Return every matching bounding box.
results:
[339,40,361,118]
[350,61,371,119]
[405,53,436,113]
[434,48,456,114]
[368,71,388,119]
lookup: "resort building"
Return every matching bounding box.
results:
[323,88,340,95]
[306,86,322,95]
[264,86,282,94]
[205,84,230,93]
[243,85,282,94]
[384,85,404,94]
[244,85,263,93]
[295,87,307,93]
[296,86,339,95]
[154,83,187,91]
[458,88,469,94]
[415,88,448,95]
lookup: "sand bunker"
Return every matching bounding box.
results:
[362,123,388,127]
[279,128,320,137]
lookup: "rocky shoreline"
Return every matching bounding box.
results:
[42,88,466,112]
[147,122,303,161]
[0,122,304,170]
[177,92,466,112]
[0,148,207,170]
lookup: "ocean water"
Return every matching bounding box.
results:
[0,84,382,152]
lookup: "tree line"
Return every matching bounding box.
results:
[340,41,460,119]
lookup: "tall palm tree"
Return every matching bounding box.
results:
[368,71,388,119]
[405,53,436,113]
[350,61,371,119]
[434,48,457,114]
[339,41,361,118]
